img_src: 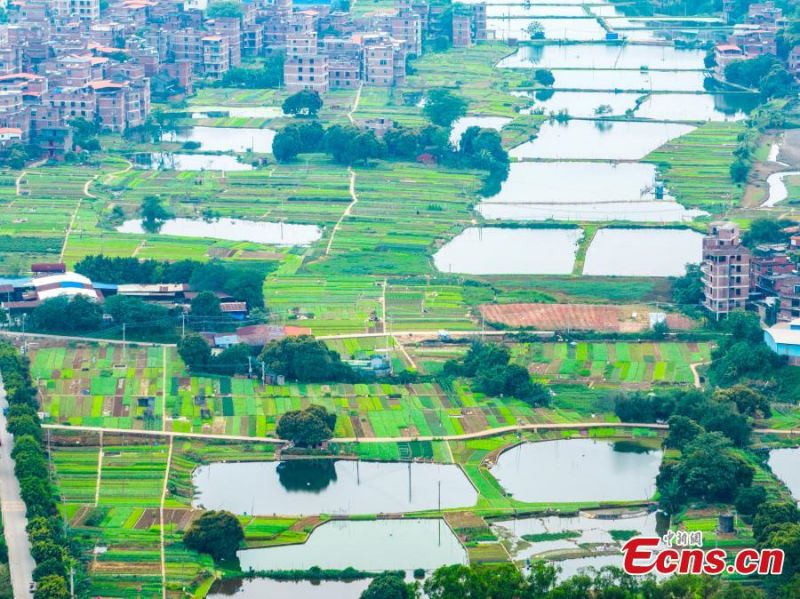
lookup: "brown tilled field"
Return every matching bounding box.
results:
[479,303,695,332]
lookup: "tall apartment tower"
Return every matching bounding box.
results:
[53,0,100,21]
[284,32,329,93]
[701,222,751,319]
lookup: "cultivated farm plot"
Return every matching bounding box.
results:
[30,343,167,430]
[49,442,211,598]
[517,341,712,386]
[479,303,696,332]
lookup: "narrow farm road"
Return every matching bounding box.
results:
[160,436,173,599]
[325,166,358,255]
[0,376,35,599]
[94,430,104,506]
[690,362,708,389]
[41,421,800,444]
[347,82,363,124]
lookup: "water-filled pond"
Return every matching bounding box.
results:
[143,153,254,171]
[208,578,371,598]
[634,93,758,122]
[477,161,705,222]
[582,228,703,276]
[497,44,705,70]
[487,4,586,17]
[762,171,800,207]
[117,217,321,246]
[488,17,606,41]
[164,126,276,153]
[514,90,640,117]
[449,116,512,146]
[192,460,478,516]
[433,227,582,275]
[189,105,284,119]
[538,69,707,92]
[495,511,660,561]
[509,120,694,160]
[768,447,800,501]
[238,519,467,572]
[490,439,662,503]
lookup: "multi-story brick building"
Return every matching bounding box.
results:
[53,0,101,22]
[701,222,751,318]
[362,32,405,87]
[284,32,328,92]
[452,2,486,47]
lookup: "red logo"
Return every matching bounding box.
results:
[622,536,784,576]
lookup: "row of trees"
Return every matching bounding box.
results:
[0,342,76,599]
[614,385,768,447]
[442,342,550,406]
[178,334,359,381]
[725,55,797,100]
[75,255,268,309]
[360,562,788,599]
[220,53,284,89]
[272,89,508,192]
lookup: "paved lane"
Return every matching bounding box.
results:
[0,375,35,599]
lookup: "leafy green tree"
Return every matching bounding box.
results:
[759,65,796,99]
[360,572,415,599]
[103,295,171,334]
[735,485,767,516]
[272,126,302,161]
[223,269,266,310]
[752,502,800,544]
[276,405,336,447]
[221,53,284,88]
[206,0,243,18]
[140,195,171,232]
[658,432,754,509]
[725,56,778,89]
[282,90,323,117]
[764,523,800,578]
[33,558,66,582]
[730,158,750,183]
[423,89,468,128]
[672,263,704,306]
[191,290,222,319]
[713,386,771,418]
[31,295,103,334]
[183,510,244,562]
[213,343,253,376]
[534,69,554,86]
[260,335,355,382]
[526,21,545,40]
[34,575,69,599]
[742,218,790,247]
[664,415,703,450]
[178,334,212,370]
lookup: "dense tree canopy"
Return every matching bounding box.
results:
[282,90,323,117]
[276,404,337,446]
[260,335,356,382]
[423,88,468,128]
[31,295,103,334]
[443,342,549,406]
[183,510,244,561]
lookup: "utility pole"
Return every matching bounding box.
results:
[247,356,253,378]
[181,313,185,338]
[122,323,126,361]
[261,361,265,386]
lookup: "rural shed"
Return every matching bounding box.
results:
[764,319,800,365]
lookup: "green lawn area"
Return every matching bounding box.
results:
[645,121,746,213]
